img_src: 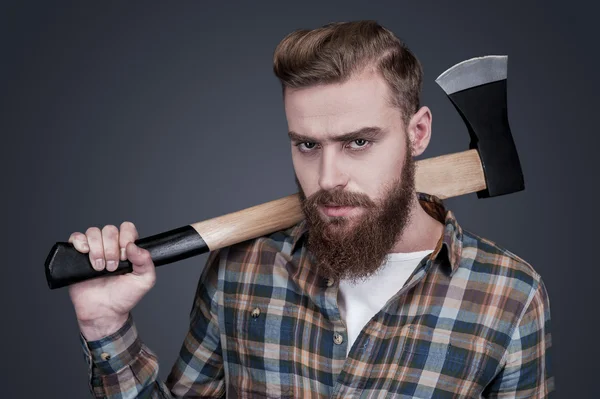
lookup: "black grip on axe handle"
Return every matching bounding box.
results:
[44,225,209,289]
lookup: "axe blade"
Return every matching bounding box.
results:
[435,55,524,198]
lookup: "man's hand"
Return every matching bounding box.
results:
[67,221,156,341]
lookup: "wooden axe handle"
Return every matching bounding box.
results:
[196,149,484,249]
[44,149,484,289]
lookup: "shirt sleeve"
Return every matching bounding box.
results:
[483,278,555,398]
[80,249,225,399]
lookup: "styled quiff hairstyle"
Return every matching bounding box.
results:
[273,20,423,125]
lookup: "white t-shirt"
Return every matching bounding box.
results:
[338,250,433,355]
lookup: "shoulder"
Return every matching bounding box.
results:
[450,229,552,347]
[227,221,303,257]
[459,228,545,306]
[204,221,305,274]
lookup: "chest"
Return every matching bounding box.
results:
[218,271,507,398]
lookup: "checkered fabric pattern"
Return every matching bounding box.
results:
[80,193,553,398]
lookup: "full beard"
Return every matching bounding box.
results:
[297,146,416,283]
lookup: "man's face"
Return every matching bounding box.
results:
[285,69,417,281]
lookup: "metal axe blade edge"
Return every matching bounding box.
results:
[435,55,508,95]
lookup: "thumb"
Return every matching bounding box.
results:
[125,242,156,279]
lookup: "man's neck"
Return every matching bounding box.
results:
[389,193,444,254]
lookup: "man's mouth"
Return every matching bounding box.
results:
[319,205,358,217]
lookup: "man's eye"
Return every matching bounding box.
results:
[348,139,369,149]
[298,142,317,151]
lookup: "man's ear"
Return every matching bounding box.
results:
[407,106,432,157]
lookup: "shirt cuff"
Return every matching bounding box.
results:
[79,314,142,375]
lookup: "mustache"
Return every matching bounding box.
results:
[304,189,376,208]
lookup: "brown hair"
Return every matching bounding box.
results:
[273,20,423,125]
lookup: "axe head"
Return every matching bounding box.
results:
[436,55,524,198]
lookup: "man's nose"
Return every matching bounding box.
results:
[318,148,348,191]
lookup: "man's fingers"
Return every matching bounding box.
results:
[68,232,89,253]
[125,243,156,286]
[85,227,105,271]
[126,243,154,271]
[72,223,141,273]
[102,225,120,272]
[119,221,139,261]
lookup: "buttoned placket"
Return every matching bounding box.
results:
[321,276,348,390]
[330,256,435,398]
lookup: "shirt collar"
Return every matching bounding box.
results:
[418,192,463,275]
[290,192,463,275]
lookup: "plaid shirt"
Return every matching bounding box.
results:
[81,193,553,398]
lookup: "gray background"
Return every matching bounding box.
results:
[1,1,597,397]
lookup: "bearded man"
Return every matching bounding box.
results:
[68,20,553,398]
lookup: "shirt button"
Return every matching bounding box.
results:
[100,352,111,361]
[326,278,335,287]
[251,307,261,318]
[333,332,344,345]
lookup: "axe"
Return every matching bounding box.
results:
[45,55,524,289]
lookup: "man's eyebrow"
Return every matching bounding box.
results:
[288,127,384,143]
